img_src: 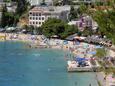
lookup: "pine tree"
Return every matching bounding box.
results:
[1,4,8,27]
[63,0,69,5]
[69,6,78,21]
[16,0,29,16]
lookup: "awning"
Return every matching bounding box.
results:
[87,51,96,55]
[75,56,88,62]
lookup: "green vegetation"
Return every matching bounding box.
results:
[69,6,78,21]
[41,18,78,39]
[77,4,88,15]
[97,81,102,86]
[4,0,11,2]
[96,48,106,58]
[0,5,19,27]
[1,4,7,27]
[92,10,115,44]
[16,0,30,16]
[53,0,73,6]
[0,0,30,27]
[90,0,115,44]
[82,27,93,36]
[69,4,88,21]
[40,0,47,6]
[104,68,115,75]
[23,25,42,35]
[73,1,115,44]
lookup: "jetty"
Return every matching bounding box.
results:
[67,60,100,72]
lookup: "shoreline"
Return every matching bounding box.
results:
[0,33,70,50]
[0,32,113,86]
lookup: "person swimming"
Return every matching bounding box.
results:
[74,81,77,85]
[48,68,51,72]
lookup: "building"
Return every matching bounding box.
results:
[0,0,4,6]
[72,0,101,4]
[29,5,70,27]
[27,0,41,6]
[68,15,98,31]
[6,2,17,12]
[0,0,3,3]
[27,0,53,6]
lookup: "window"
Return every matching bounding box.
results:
[42,17,44,20]
[39,13,41,16]
[29,17,32,20]
[29,22,32,24]
[39,22,41,25]
[29,12,32,15]
[36,13,38,16]
[33,17,35,20]
[42,22,44,24]
[39,17,41,20]
[33,22,35,24]
[33,13,35,16]
[36,22,38,24]
[36,17,38,20]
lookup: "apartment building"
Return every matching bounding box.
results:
[29,6,70,27]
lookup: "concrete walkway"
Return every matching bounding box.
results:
[95,72,106,86]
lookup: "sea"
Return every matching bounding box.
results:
[0,41,98,86]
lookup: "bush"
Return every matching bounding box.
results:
[41,18,78,39]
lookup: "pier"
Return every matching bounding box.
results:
[67,60,100,72]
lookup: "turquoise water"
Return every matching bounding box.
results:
[0,41,98,86]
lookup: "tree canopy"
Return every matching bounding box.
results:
[69,6,78,21]
[0,0,29,27]
[41,18,78,39]
[91,5,115,44]
[16,0,29,16]
[96,48,107,58]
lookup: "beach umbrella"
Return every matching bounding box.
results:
[75,56,88,62]
[63,40,68,45]
[75,41,80,45]
[95,45,103,48]
[87,51,96,55]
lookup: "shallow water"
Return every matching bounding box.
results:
[0,41,98,86]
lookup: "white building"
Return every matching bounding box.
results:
[27,0,41,6]
[27,0,53,6]
[29,6,70,27]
